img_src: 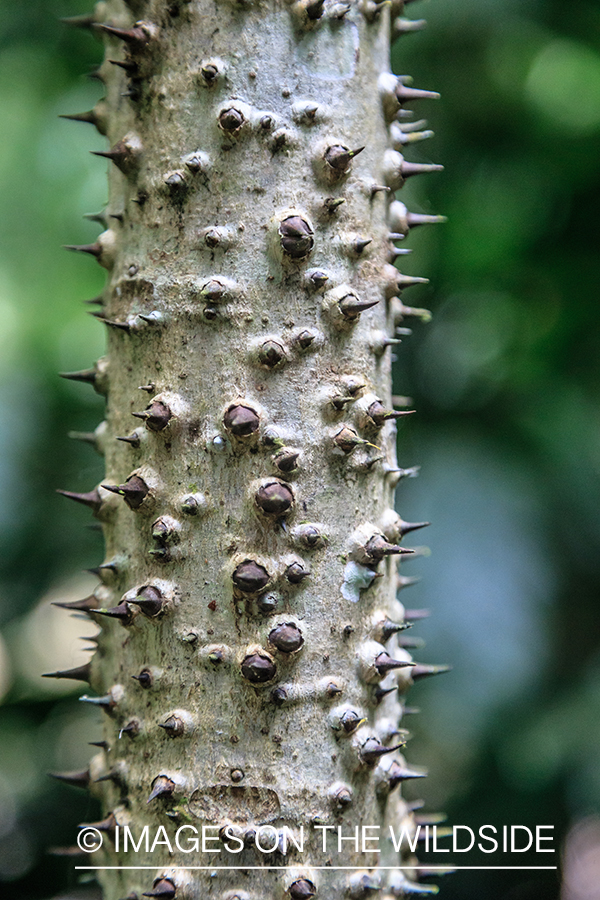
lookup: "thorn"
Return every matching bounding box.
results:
[84,293,105,305]
[374,684,398,704]
[411,663,452,682]
[258,339,286,368]
[59,14,96,29]
[49,769,90,789]
[89,741,109,749]
[374,618,413,642]
[367,400,416,427]
[398,635,425,649]
[91,139,139,176]
[361,739,404,765]
[233,560,270,593]
[101,475,149,509]
[147,776,175,804]
[241,652,277,684]
[388,761,428,788]
[78,813,117,837]
[339,710,366,735]
[324,197,345,213]
[142,879,176,899]
[158,716,185,737]
[364,534,413,563]
[117,432,141,447]
[289,880,316,900]
[56,488,102,514]
[353,237,373,254]
[133,585,165,617]
[305,0,325,20]
[268,623,304,653]
[403,608,430,620]
[333,426,367,455]
[59,368,97,386]
[370,184,391,196]
[108,58,138,74]
[59,110,98,127]
[52,594,100,612]
[279,216,314,259]
[273,449,300,473]
[132,668,153,689]
[286,562,309,584]
[95,316,131,332]
[393,17,427,37]
[64,242,101,258]
[94,23,151,48]
[119,720,140,738]
[255,481,294,515]
[131,400,172,432]
[325,145,365,173]
[43,663,91,683]
[375,652,415,676]
[224,404,260,437]
[339,295,379,320]
[95,601,134,624]
[396,83,440,105]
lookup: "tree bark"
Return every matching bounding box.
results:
[58,1,444,897]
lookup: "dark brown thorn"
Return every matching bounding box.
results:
[84,294,104,305]
[353,237,372,254]
[224,404,259,436]
[56,488,102,514]
[49,769,90,789]
[94,601,133,623]
[325,144,365,172]
[375,652,415,676]
[117,432,141,447]
[96,316,131,332]
[52,594,100,612]
[64,242,101,258]
[241,653,277,684]
[279,216,314,259]
[377,618,413,642]
[255,482,294,515]
[132,400,171,432]
[91,140,137,175]
[286,562,309,584]
[273,449,300,473]
[147,776,175,804]
[119,720,140,738]
[339,295,379,319]
[339,710,365,735]
[132,668,153,689]
[388,761,428,788]
[305,0,325,19]
[268,623,304,653]
[233,560,270,593]
[289,880,317,900]
[108,58,138,74]
[43,663,91,683]
[324,197,345,213]
[142,879,176,899]
[94,23,150,48]
[368,400,415,426]
[89,741,109,750]
[78,813,117,834]
[158,716,184,737]
[374,683,397,704]
[133,585,164,617]
[361,739,404,765]
[101,475,148,509]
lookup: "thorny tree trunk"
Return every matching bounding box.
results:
[55,0,447,898]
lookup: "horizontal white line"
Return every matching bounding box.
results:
[75,866,558,871]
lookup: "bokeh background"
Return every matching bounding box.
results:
[0,0,599,897]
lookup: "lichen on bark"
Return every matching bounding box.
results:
[56,0,447,897]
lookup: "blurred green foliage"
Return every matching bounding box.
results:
[0,0,598,897]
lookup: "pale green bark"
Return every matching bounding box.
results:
[58,0,443,897]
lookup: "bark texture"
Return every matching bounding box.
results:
[56,1,445,898]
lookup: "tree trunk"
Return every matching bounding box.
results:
[57,1,444,898]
